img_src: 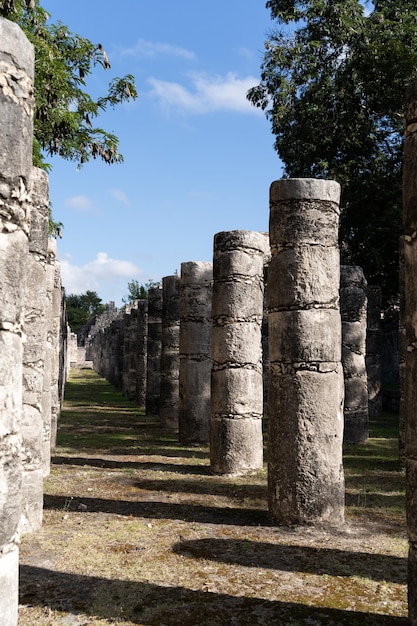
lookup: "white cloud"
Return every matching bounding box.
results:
[64,195,94,212]
[120,38,196,60]
[59,252,143,305]
[148,72,260,115]
[110,188,131,206]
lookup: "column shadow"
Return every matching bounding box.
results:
[19,564,408,625]
[173,537,407,585]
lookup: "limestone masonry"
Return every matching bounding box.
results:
[2,15,414,625]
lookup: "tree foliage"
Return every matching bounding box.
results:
[66,290,105,333]
[248,0,417,300]
[122,279,161,305]
[0,0,137,169]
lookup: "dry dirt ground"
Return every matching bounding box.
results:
[18,369,409,626]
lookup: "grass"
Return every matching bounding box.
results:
[18,369,408,625]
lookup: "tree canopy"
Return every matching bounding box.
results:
[0,0,137,170]
[65,290,105,333]
[248,0,417,301]
[122,279,161,305]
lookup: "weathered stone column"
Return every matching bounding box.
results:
[366,284,382,418]
[268,178,344,525]
[42,238,56,475]
[210,231,269,475]
[340,265,369,445]
[399,237,406,467]
[20,167,49,534]
[179,261,212,444]
[0,17,34,625]
[69,332,78,368]
[160,275,180,429]
[403,80,417,626]
[136,299,148,408]
[49,242,62,449]
[262,274,269,412]
[122,305,135,399]
[146,286,162,416]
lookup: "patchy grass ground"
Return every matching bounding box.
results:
[18,369,409,625]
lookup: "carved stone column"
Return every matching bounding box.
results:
[403,79,417,626]
[268,178,344,525]
[160,275,180,429]
[179,261,212,444]
[210,231,269,475]
[0,17,34,625]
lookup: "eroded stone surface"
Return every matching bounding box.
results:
[268,178,344,525]
[179,261,212,444]
[210,230,269,475]
[160,275,180,429]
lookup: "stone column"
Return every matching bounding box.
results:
[366,284,382,418]
[340,265,369,445]
[268,178,344,525]
[58,289,68,409]
[136,299,148,409]
[262,273,269,412]
[110,318,124,391]
[399,237,406,467]
[42,238,56,475]
[69,332,78,368]
[123,306,137,400]
[146,286,162,416]
[20,167,49,534]
[179,261,212,444]
[49,242,62,449]
[0,17,34,625]
[210,231,269,475]
[160,275,180,429]
[403,80,417,625]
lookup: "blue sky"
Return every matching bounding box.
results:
[41,1,283,307]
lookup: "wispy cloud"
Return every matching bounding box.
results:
[64,195,94,212]
[148,72,260,115]
[110,188,131,206]
[59,252,143,305]
[236,46,256,61]
[120,38,196,60]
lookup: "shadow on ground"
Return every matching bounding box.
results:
[19,564,408,626]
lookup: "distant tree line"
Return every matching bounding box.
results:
[66,280,160,333]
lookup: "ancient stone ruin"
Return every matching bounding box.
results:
[179,261,213,444]
[160,274,181,429]
[210,230,269,475]
[403,78,417,626]
[0,19,68,624]
[2,14,414,625]
[267,179,345,525]
[340,264,369,445]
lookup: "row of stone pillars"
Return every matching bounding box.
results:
[0,19,69,625]
[4,14,415,626]
[87,181,375,513]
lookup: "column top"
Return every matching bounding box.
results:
[0,17,34,78]
[270,178,341,204]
